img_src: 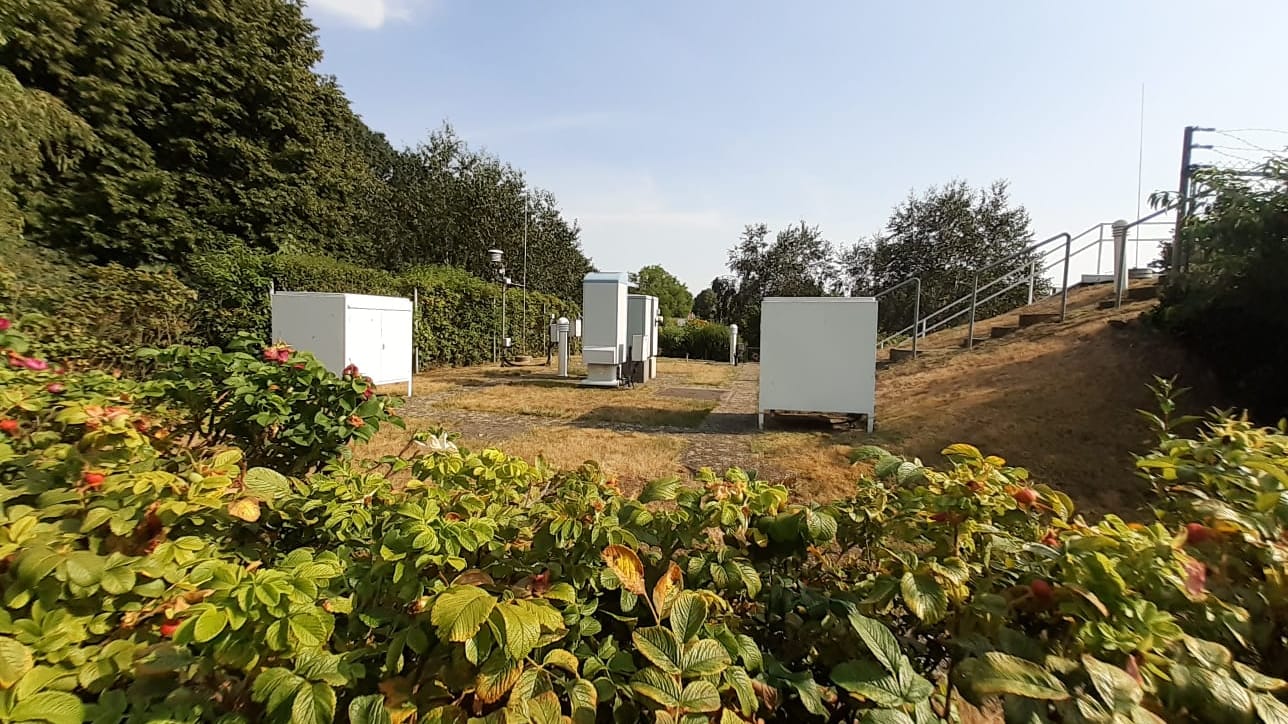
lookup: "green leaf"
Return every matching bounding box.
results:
[831,660,932,708]
[1235,661,1288,692]
[16,547,59,588]
[632,667,682,708]
[252,668,304,713]
[1255,693,1288,724]
[431,585,497,642]
[735,634,763,673]
[570,678,598,723]
[498,603,541,660]
[476,654,524,704]
[9,691,84,724]
[193,608,227,643]
[803,509,837,542]
[670,592,707,643]
[349,694,392,724]
[730,560,761,598]
[849,444,890,463]
[527,691,561,724]
[244,467,292,502]
[847,611,904,674]
[964,652,1069,701]
[99,565,136,595]
[727,666,757,716]
[678,681,721,713]
[1081,655,1142,710]
[0,637,34,688]
[941,443,982,460]
[681,639,731,677]
[640,477,683,503]
[859,711,914,724]
[543,649,579,676]
[875,455,905,478]
[292,682,336,724]
[633,627,682,674]
[900,572,948,624]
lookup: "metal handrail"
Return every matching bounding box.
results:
[873,276,920,356]
[881,206,1184,355]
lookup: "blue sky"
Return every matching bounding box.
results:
[305,0,1288,292]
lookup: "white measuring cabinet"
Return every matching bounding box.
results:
[270,292,413,395]
[758,297,877,431]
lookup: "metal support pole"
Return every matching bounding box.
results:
[966,274,979,350]
[911,279,920,358]
[500,279,507,366]
[1027,260,1036,305]
[1095,225,1105,275]
[1173,126,1195,272]
[1058,233,1072,321]
[410,287,419,394]
[522,196,528,353]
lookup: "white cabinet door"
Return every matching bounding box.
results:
[345,307,384,381]
[378,309,413,385]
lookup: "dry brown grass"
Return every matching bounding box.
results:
[659,358,735,387]
[749,432,871,501]
[500,426,687,496]
[873,293,1222,516]
[445,383,716,428]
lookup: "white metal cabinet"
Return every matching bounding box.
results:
[758,297,877,431]
[271,292,414,395]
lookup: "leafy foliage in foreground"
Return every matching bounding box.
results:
[2,319,1288,722]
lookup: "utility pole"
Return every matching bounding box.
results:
[522,195,528,353]
[1172,126,1214,272]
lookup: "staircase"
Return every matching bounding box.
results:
[875,208,1176,364]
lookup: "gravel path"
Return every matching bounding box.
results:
[678,364,765,475]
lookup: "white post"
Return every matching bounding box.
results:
[1112,220,1129,308]
[409,287,418,397]
[728,324,739,366]
[557,317,570,378]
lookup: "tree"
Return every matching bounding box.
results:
[634,265,693,319]
[719,221,840,344]
[1,1,593,303]
[692,288,717,320]
[842,180,1043,334]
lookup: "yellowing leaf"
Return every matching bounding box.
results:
[542,649,579,676]
[476,654,524,704]
[0,637,34,688]
[652,562,683,618]
[431,586,497,642]
[228,498,261,522]
[602,545,646,596]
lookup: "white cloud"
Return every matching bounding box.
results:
[306,0,428,29]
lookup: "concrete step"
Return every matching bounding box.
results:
[889,348,919,363]
[1128,285,1158,301]
[959,336,990,348]
[990,325,1018,339]
[1018,312,1060,328]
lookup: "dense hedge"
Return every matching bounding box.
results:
[659,320,739,361]
[0,238,197,369]
[2,239,580,372]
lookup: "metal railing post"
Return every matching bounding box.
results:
[966,273,979,349]
[1058,232,1072,321]
[1027,260,1036,304]
[911,278,920,358]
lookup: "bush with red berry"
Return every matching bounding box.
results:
[3,315,1288,724]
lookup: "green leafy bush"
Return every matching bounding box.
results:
[659,320,738,362]
[137,336,401,474]
[1154,157,1288,420]
[4,322,1288,723]
[0,237,197,369]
